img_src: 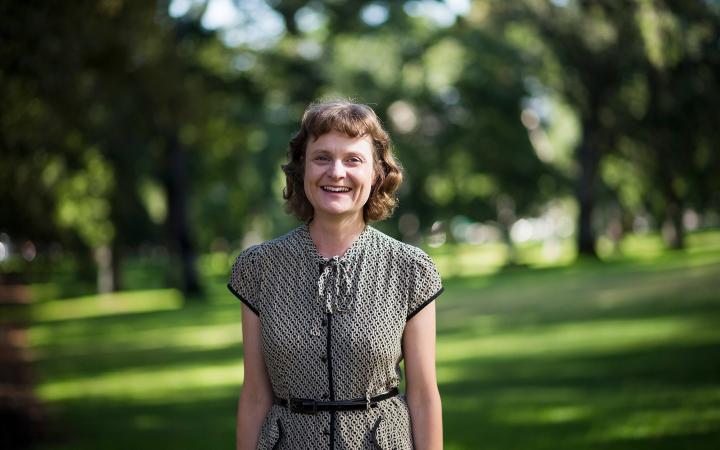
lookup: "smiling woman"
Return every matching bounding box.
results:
[282,100,403,224]
[229,99,444,449]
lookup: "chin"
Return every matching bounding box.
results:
[320,209,354,217]
[316,206,363,219]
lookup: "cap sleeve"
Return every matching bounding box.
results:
[407,250,444,320]
[227,244,263,316]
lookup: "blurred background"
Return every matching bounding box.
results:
[1,1,719,449]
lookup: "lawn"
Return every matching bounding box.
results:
[24,231,720,449]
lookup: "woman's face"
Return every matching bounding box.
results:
[304,131,376,224]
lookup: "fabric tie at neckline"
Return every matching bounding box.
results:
[318,255,353,314]
[301,222,371,314]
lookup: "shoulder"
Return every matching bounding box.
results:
[364,227,444,318]
[366,226,434,264]
[234,225,304,263]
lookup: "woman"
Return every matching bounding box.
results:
[228,100,444,449]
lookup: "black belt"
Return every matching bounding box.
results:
[273,388,399,414]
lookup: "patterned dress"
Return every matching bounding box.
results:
[228,223,444,449]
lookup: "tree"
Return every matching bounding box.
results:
[632,0,720,248]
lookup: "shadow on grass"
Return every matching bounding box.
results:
[34,343,245,383]
[38,387,239,450]
[442,341,720,449]
[435,246,720,449]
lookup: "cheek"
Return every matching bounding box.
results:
[303,160,316,185]
[357,169,375,198]
[367,166,378,188]
[302,165,314,200]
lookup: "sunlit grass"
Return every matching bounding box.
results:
[438,314,716,365]
[24,229,720,449]
[38,360,244,402]
[30,321,243,357]
[30,289,183,322]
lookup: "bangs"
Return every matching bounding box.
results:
[303,102,378,141]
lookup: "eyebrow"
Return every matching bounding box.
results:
[308,148,368,158]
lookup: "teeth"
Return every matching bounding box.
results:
[322,186,351,192]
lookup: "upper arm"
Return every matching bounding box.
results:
[404,248,443,393]
[402,301,438,395]
[240,304,272,401]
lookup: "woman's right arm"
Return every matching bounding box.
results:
[237,304,273,450]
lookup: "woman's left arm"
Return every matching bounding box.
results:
[403,302,443,449]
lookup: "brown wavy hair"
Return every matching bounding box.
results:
[282,99,403,222]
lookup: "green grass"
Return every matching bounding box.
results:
[23,230,720,449]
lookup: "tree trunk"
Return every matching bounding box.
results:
[655,137,685,251]
[111,242,123,291]
[94,245,114,294]
[0,282,46,450]
[662,190,685,250]
[496,194,519,266]
[575,121,600,258]
[164,133,201,296]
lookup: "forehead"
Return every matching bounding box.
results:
[307,131,374,155]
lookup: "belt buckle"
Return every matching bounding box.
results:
[289,398,318,415]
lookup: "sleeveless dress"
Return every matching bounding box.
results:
[228,223,444,449]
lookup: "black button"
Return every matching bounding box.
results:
[321,393,329,400]
[323,428,330,436]
[321,318,327,326]
[320,355,327,363]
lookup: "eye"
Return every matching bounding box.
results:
[314,154,330,161]
[347,156,363,164]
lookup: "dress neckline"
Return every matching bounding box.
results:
[299,221,371,264]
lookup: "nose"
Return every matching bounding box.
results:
[327,159,346,179]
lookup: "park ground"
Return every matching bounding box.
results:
[20,231,720,449]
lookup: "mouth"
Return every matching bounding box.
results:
[321,185,352,193]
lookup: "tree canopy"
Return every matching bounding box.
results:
[2,0,718,292]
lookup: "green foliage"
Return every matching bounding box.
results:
[2,0,719,287]
[56,149,115,248]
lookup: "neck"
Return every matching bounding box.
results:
[308,214,366,258]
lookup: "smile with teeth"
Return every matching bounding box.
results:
[322,185,352,193]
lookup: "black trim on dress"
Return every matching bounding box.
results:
[326,311,336,450]
[406,287,444,321]
[227,283,260,316]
